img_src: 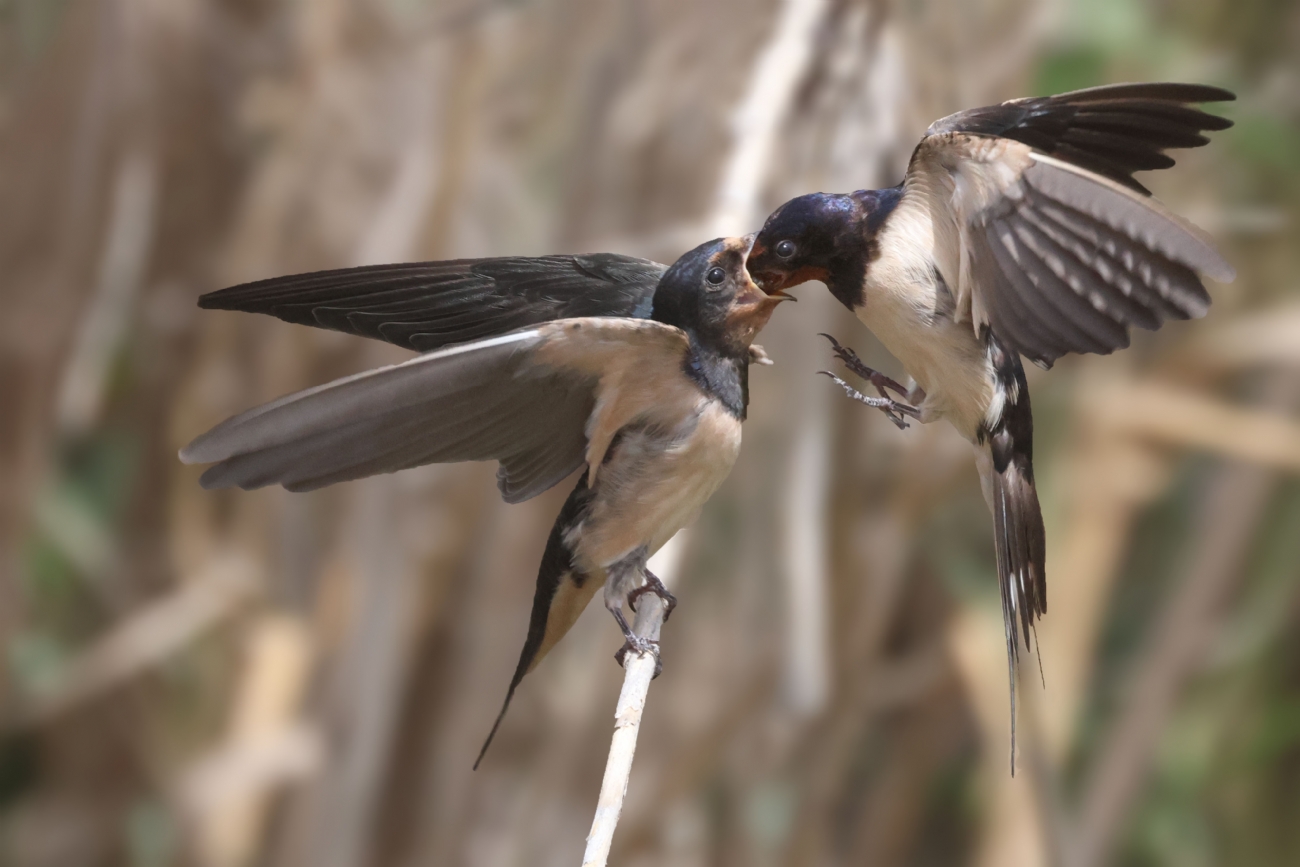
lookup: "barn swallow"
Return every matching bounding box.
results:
[180,236,788,767]
[746,83,1236,770]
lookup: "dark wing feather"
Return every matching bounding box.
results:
[925,82,1233,193]
[902,113,1233,367]
[180,330,591,502]
[967,156,1231,366]
[198,253,667,352]
[179,318,691,504]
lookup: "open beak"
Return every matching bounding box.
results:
[737,273,793,308]
[728,273,795,338]
[743,238,796,298]
[751,273,796,298]
[764,285,795,302]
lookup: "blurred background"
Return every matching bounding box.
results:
[2,0,1298,865]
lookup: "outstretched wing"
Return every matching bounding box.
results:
[924,82,1234,194]
[179,318,689,503]
[198,254,667,352]
[891,82,1234,368]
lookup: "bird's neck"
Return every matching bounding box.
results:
[825,259,868,310]
[827,186,905,310]
[683,342,748,420]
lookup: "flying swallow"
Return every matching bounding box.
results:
[180,236,789,766]
[746,83,1236,770]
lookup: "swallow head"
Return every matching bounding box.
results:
[747,192,860,294]
[652,235,791,357]
[749,188,903,306]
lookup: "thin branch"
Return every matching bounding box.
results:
[580,0,833,855]
[580,592,667,867]
[708,0,831,236]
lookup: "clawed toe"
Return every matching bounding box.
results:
[818,371,920,430]
[627,571,677,621]
[614,636,663,678]
[818,333,911,398]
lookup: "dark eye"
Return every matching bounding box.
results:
[705,267,727,286]
[776,240,796,259]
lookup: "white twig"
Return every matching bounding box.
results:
[580,0,831,859]
[580,592,667,867]
[709,0,831,236]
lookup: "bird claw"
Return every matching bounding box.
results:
[627,570,677,622]
[614,635,663,678]
[818,371,920,430]
[818,333,911,398]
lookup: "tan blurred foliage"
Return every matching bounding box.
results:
[1,0,1298,865]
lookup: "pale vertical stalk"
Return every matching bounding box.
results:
[577,531,687,867]
[191,616,316,867]
[294,58,442,867]
[719,0,835,719]
[579,520,686,867]
[580,1,832,861]
[646,527,690,584]
[708,0,830,236]
[56,149,158,434]
[580,594,667,867]
[781,299,833,715]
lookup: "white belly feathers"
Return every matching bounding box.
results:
[858,192,999,441]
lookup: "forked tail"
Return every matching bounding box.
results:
[475,474,597,769]
[981,333,1047,775]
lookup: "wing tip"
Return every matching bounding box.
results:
[1193,84,1238,104]
[1205,259,1237,284]
[196,464,229,490]
[180,425,242,466]
[196,284,257,311]
[1054,81,1237,104]
[178,439,215,465]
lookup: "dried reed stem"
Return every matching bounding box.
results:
[580,593,667,867]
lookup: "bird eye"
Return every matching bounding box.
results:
[705,267,727,286]
[776,240,796,259]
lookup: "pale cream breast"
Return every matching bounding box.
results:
[569,397,742,573]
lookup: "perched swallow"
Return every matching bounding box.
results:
[746,83,1236,768]
[180,237,788,766]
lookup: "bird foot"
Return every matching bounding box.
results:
[818,372,921,430]
[819,333,911,397]
[609,601,664,678]
[627,569,677,622]
[614,635,663,678]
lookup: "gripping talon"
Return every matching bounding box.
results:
[818,333,911,398]
[627,569,677,622]
[614,636,662,678]
[818,371,920,430]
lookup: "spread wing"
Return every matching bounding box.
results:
[198,254,667,352]
[179,319,690,503]
[924,82,1235,194]
[896,82,1235,368]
